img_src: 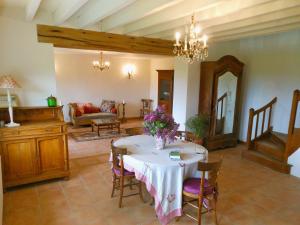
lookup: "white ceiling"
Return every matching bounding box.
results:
[1,0,300,42]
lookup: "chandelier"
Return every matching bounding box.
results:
[92,51,110,71]
[173,15,208,63]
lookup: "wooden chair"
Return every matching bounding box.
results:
[125,127,144,136]
[111,140,144,208]
[182,157,223,225]
[140,99,153,118]
[176,131,202,145]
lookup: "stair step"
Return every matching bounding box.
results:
[255,139,285,161]
[271,131,288,146]
[242,150,291,174]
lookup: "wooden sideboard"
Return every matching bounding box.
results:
[0,106,69,188]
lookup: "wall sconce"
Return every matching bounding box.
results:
[123,64,136,79]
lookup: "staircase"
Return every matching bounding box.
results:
[242,90,300,174]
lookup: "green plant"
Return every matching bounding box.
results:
[185,114,209,138]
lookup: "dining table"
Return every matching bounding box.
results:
[113,134,208,225]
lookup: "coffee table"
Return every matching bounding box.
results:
[91,118,121,136]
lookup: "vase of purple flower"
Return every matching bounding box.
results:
[144,106,179,150]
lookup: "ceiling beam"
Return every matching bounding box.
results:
[204,7,300,35]
[211,23,300,43]
[151,0,300,39]
[70,0,137,28]
[36,24,174,56]
[25,0,42,21]
[53,0,89,25]
[101,0,182,31]
[130,0,276,37]
[123,0,221,34]
[210,15,300,39]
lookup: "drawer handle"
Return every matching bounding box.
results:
[45,129,53,132]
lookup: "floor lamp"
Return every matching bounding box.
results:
[0,75,21,127]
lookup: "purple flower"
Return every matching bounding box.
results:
[143,107,179,142]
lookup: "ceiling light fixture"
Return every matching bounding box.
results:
[93,51,110,71]
[173,15,208,63]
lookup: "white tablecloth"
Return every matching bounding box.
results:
[114,135,207,225]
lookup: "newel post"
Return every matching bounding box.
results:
[247,108,255,150]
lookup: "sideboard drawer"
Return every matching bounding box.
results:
[1,126,62,138]
[20,126,62,136]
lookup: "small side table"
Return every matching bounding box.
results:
[121,103,127,123]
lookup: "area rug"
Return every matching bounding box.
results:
[69,129,129,142]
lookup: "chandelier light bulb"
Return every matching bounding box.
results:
[175,32,181,45]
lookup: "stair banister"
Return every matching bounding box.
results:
[246,97,277,150]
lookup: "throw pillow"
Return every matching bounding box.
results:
[76,103,85,114]
[100,100,115,113]
[111,107,117,114]
[75,108,82,117]
[91,106,101,113]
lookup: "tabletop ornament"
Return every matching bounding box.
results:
[144,106,179,150]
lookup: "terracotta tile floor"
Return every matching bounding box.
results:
[4,121,300,225]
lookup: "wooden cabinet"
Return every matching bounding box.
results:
[199,55,244,150]
[157,70,174,114]
[0,107,69,188]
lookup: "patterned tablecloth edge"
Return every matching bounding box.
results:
[124,163,182,225]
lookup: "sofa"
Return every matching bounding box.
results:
[69,100,118,126]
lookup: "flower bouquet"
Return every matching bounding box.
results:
[144,106,179,150]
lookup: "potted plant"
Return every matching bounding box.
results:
[144,107,179,150]
[185,114,209,145]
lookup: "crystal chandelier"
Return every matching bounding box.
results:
[173,15,208,63]
[92,51,110,71]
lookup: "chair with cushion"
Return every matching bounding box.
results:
[140,99,153,118]
[111,140,144,208]
[176,131,202,145]
[182,156,222,225]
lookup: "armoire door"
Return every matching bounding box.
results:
[157,70,174,114]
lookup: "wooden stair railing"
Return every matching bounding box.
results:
[284,89,300,160]
[247,97,277,150]
[213,92,227,135]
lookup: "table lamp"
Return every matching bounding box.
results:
[0,75,21,127]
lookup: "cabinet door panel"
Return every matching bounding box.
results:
[37,136,65,174]
[2,139,37,181]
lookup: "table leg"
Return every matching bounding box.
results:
[118,124,120,134]
[97,126,100,136]
[92,123,94,132]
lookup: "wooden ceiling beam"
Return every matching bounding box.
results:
[36,24,174,56]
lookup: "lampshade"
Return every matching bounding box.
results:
[0,75,21,89]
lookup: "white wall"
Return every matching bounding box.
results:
[55,52,151,121]
[149,58,174,108]
[207,29,300,141]
[172,58,200,130]
[205,29,300,177]
[0,8,56,106]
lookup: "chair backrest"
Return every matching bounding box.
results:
[198,157,223,191]
[125,127,144,136]
[141,99,153,110]
[176,131,200,143]
[111,140,127,172]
